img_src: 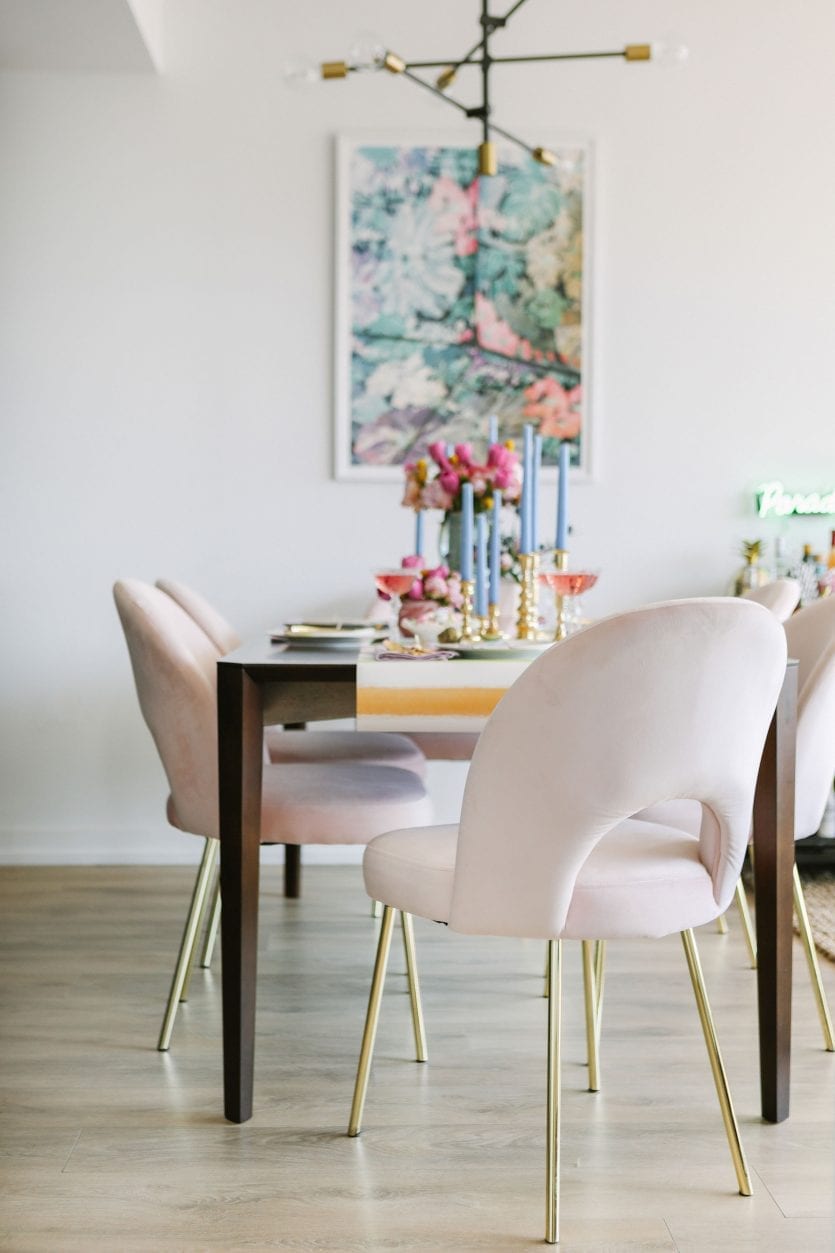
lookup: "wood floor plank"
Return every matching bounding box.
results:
[0,866,832,1250]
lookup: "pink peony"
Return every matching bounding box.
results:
[439,470,460,496]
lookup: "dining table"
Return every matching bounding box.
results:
[218,639,798,1127]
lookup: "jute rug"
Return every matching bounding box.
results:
[798,874,835,963]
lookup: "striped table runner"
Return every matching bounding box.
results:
[356,653,532,733]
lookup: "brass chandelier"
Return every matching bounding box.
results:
[315,0,687,174]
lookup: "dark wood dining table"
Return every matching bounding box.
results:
[218,641,798,1126]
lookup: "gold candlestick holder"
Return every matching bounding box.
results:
[553,548,569,641]
[480,602,505,641]
[459,579,482,643]
[516,552,541,640]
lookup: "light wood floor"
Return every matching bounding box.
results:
[1,865,833,1251]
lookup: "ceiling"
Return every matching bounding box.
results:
[0,0,161,73]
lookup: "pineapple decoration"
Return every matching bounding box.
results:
[733,540,770,596]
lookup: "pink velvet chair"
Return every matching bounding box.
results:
[741,577,801,622]
[640,595,835,1050]
[114,579,433,1052]
[155,578,428,777]
[346,599,786,1243]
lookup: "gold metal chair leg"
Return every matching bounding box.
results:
[157,837,218,1051]
[180,846,218,1001]
[715,912,729,935]
[734,879,757,969]
[545,939,562,1245]
[793,864,835,1051]
[200,873,222,969]
[348,904,396,1136]
[681,928,752,1196]
[581,940,599,1091]
[594,939,606,1021]
[543,941,550,997]
[400,911,428,1062]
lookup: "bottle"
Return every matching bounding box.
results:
[798,544,820,604]
[733,540,769,596]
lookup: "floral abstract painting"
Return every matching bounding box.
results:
[334,134,590,480]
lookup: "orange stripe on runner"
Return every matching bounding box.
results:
[356,687,505,718]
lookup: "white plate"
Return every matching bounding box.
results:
[270,622,384,649]
[449,639,553,660]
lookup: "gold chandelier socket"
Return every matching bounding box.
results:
[624,44,651,61]
[383,51,406,74]
[436,65,457,90]
[478,141,497,176]
[321,61,349,79]
[533,147,557,167]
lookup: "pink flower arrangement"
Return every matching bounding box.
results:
[402,440,522,514]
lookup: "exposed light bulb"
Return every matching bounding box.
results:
[348,30,386,71]
[650,38,690,66]
[281,55,320,89]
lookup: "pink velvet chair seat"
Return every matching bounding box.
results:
[405,732,479,761]
[364,818,719,940]
[264,728,427,778]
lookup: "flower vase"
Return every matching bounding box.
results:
[439,511,463,574]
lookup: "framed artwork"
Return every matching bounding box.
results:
[333,131,593,482]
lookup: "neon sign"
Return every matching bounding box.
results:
[756,481,835,519]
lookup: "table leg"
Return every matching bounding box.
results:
[752,663,797,1123]
[284,845,301,898]
[219,664,264,1124]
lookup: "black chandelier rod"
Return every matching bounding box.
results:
[430,0,532,80]
[405,50,628,69]
[400,66,541,161]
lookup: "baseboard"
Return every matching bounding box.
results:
[0,828,364,866]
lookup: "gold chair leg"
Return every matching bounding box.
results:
[715,912,729,935]
[793,864,835,1051]
[734,879,757,969]
[581,940,599,1091]
[157,837,218,1052]
[543,941,550,997]
[200,873,222,969]
[400,911,428,1062]
[348,904,396,1136]
[180,846,218,1001]
[594,939,606,1021]
[545,939,562,1245]
[681,929,752,1196]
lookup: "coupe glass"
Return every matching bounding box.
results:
[373,568,418,643]
[538,568,600,640]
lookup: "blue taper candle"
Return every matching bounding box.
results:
[488,414,498,445]
[489,488,502,604]
[414,510,424,558]
[460,482,474,581]
[475,514,488,617]
[531,433,543,553]
[556,441,570,550]
[520,423,534,553]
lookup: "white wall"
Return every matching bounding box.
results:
[2,0,834,864]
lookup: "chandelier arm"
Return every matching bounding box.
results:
[432,0,532,83]
[399,67,475,118]
[398,68,536,163]
[405,49,628,69]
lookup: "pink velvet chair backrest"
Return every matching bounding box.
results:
[448,599,787,938]
[785,596,835,838]
[114,579,222,840]
[155,578,242,656]
[741,578,801,623]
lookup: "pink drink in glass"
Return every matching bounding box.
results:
[374,570,418,598]
[538,570,599,596]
